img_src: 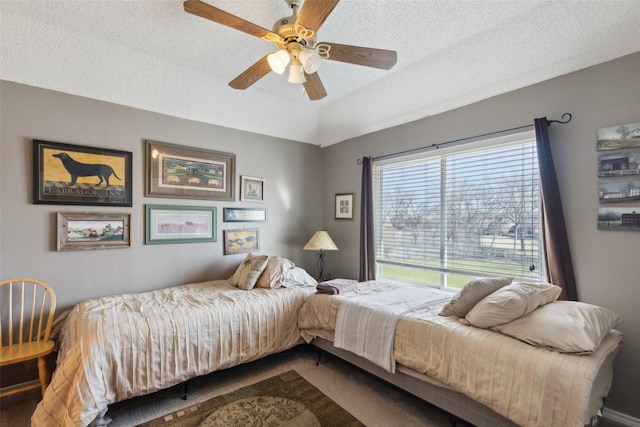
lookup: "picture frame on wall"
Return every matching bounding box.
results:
[596,122,640,151]
[335,192,355,220]
[33,140,132,207]
[145,204,217,244]
[223,228,259,255]
[223,207,267,222]
[240,176,265,202]
[146,140,235,201]
[57,212,131,251]
[598,206,640,231]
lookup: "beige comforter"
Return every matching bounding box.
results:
[33,280,313,427]
[297,281,623,427]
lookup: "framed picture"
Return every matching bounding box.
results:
[146,204,217,244]
[223,228,259,255]
[146,140,235,200]
[335,193,355,220]
[599,177,640,203]
[223,207,267,222]
[240,176,265,202]
[597,122,640,151]
[598,150,640,178]
[33,140,132,206]
[57,212,131,251]
[598,206,640,231]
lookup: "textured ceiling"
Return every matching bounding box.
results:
[2,0,640,146]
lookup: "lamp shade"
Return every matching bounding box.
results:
[267,49,290,75]
[299,50,321,74]
[303,231,338,251]
[288,63,306,84]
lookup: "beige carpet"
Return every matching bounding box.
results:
[138,370,363,427]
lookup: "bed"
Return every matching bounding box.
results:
[298,278,624,427]
[32,255,317,427]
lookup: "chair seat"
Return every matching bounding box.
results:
[0,340,55,365]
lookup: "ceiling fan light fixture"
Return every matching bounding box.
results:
[267,49,290,75]
[288,63,306,84]
[299,50,321,74]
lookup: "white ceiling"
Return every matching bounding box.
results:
[2,0,640,146]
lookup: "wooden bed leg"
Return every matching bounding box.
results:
[316,349,323,366]
[448,415,457,427]
[182,380,189,400]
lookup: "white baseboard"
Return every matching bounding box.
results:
[603,408,640,427]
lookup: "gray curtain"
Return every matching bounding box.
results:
[534,117,578,300]
[359,156,375,281]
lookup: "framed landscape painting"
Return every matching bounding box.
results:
[146,204,217,244]
[57,212,131,251]
[146,140,235,201]
[223,228,259,255]
[33,140,132,206]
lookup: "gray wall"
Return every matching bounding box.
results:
[321,52,640,418]
[0,81,322,312]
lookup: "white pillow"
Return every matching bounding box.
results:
[229,253,269,290]
[255,256,295,289]
[280,267,317,288]
[493,301,622,353]
[463,281,561,328]
[439,277,512,317]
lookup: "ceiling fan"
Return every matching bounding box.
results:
[183,0,398,100]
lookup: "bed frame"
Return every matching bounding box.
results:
[311,337,603,427]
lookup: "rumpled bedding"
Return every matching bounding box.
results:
[32,280,314,427]
[297,281,623,427]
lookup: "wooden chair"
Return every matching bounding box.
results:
[0,278,56,398]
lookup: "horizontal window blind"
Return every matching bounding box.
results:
[374,135,544,289]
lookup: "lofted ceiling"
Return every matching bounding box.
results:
[1,0,640,146]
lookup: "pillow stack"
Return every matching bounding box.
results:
[229,253,317,290]
[439,277,622,354]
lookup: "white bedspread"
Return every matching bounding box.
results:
[32,280,313,427]
[334,284,449,372]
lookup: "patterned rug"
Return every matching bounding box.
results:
[137,370,364,426]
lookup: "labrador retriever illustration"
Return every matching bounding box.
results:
[53,152,122,186]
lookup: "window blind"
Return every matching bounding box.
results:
[373,134,544,289]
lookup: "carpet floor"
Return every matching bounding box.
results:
[1,345,455,427]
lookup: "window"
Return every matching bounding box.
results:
[373,132,545,290]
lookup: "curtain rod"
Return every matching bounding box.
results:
[357,113,572,164]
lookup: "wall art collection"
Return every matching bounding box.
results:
[33,138,267,251]
[596,122,640,231]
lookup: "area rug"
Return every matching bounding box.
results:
[137,370,364,426]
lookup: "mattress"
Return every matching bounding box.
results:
[297,281,623,427]
[33,280,314,427]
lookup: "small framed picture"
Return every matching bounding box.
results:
[335,193,355,220]
[57,212,131,251]
[223,228,259,255]
[145,204,217,244]
[223,207,267,222]
[240,176,265,202]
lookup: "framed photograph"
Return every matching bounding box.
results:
[240,176,265,202]
[335,193,355,220]
[57,212,131,251]
[599,177,640,203]
[223,207,267,222]
[598,150,640,178]
[146,204,217,244]
[146,140,235,200]
[33,140,132,206]
[597,122,640,151]
[598,206,640,231]
[223,228,259,255]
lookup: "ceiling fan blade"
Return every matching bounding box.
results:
[295,0,340,33]
[303,72,327,101]
[184,0,282,42]
[321,42,397,70]
[228,55,272,90]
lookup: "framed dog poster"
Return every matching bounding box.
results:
[33,140,133,206]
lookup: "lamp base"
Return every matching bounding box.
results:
[315,251,326,281]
